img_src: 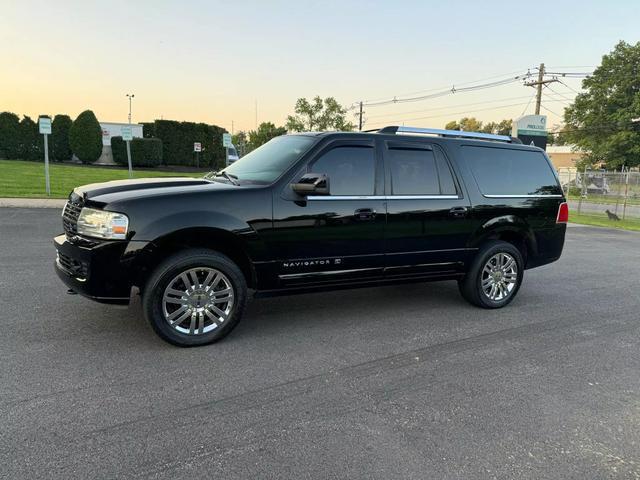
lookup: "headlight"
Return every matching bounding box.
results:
[76,208,129,240]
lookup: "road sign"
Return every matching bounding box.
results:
[121,125,133,141]
[222,133,232,148]
[38,116,51,195]
[194,142,202,152]
[38,117,52,135]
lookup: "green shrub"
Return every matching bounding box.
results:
[69,110,102,164]
[146,119,226,168]
[52,114,72,161]
[141,122,156,138]
[19,116,42,161]
[111,136,163,167]
[0,112,21,159]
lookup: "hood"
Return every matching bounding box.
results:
[70,177,239,205]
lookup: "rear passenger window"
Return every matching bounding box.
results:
[463,146,561,196]
[311,146,375,196]
[387,146,457,195]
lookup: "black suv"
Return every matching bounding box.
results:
[54,126,568,346]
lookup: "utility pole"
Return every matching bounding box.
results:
[358,101,363,131]
[535,63,545,115]
[524,64,557,115]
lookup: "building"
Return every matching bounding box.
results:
[546,145,586,171]
[94,122,144,165]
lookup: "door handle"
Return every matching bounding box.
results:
[354,208,376,221]
[449,206,468,218]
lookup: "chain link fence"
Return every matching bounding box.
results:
[557,168,640,220]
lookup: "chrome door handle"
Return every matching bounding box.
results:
[449,206,468,217]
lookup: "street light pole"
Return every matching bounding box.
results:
[126,93,135,124]
[125,94,135,178]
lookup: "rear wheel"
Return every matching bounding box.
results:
[458,240,524,309]
[142,249,247,346]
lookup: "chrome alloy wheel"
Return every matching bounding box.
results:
[162,267,234,335]
[481,252,518,302]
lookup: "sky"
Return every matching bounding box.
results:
[1,0,639,133]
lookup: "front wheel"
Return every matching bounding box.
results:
[458,240,524,309]
[142,249,247,347]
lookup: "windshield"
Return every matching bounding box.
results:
[205,135,316,184]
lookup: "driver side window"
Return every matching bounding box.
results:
[310,146,375,196]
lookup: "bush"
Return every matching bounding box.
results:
[69,110,102,163]
[52,114,72,161]
[111,136,163,167]
[0,112,21,159]
[19,116,42,161]
[145,119,226,168]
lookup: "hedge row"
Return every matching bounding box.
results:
[111,136,163,167]
[143,119,226,169]
[0,111,82,162]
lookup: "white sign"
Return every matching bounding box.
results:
[512,115,547,137]
[121,125,133,141]
[222,133,232,148]
[194,142,202,152]
[38,117,52,135]
[101,122,143,145]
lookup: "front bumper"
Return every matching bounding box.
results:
[54,234,150,304]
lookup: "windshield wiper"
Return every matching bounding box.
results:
[214,171,239,186]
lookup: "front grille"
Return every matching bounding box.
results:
[57,252,89,279]
[62,199,83,236]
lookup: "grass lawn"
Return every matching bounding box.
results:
[570,212,640,232]
[0,160,202,198]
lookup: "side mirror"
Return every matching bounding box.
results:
[291,173,330,196]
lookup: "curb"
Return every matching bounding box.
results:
[0,198,66,208]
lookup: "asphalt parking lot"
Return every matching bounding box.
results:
[1,207,639,479]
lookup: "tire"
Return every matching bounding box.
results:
[142,249,247,347]
[458,240,524,309]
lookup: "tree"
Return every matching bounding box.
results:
[232,131,249,156]
[248,122,286,149]
[19,116,41,161]
[564,41,640,169]
[286,96,354,132]
[444,117,483,132]
[51,114,73,161]
[0,111,21,159]
[445,117,513,136]
[482,119,512,136]
[69,110,103,164]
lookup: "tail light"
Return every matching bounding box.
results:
[556,202,569,223]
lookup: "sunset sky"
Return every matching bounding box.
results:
[1,0,639,133]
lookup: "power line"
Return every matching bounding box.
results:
[360,68,535,104]
[356,65,592,128]
[557,79,582,95]
[358,73,532,108]
[366,92,574,121]
[521,90,537,116]
[544,84,574,103]
[539,102,563,117]
[365,98,572,127]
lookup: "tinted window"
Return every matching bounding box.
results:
[388,147,457,195]
[436,153,457,195]
[463,146,560,196]
[311,146,375,196]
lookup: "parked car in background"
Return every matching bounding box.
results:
[227,144,239,164]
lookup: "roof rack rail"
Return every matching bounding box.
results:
[377,126,521,144]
